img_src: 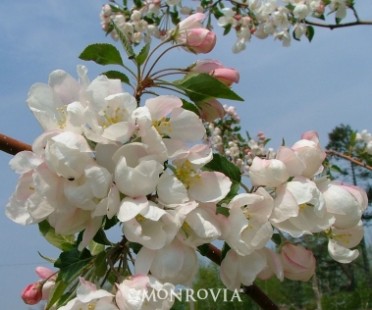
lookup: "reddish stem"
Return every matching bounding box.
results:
[0,133,32,155]
[326,149,372,171]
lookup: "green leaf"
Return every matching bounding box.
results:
[306,25,315,42]
[79,43,124,66]
[94,250,108,278]
[38,221,75,251]
[204,153,241,183]
[45,279,67,310]
[102,70,130,85]
[174,73,244,102]
[93,228,113,246]
[181,99,200,116]
[136,43,150,66]
[54,248,93,282]
[112,22,136,59]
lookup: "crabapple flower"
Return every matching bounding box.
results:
[327,221,364,263]
[270,177,334,237]
[113,142,164,197]
[116,274,175,310]
[222,188,274,255]
[178,203,222,247]
[27,66,89,131]
[84,92,137,144]
[280,243,316,281]
[6,162,59,225]
[319,180,368,229]
[58,278,117,310]
[290,132,326,178]
[117,197,180,249]
[220,249,267,290]
[158,159,232,203]
[135,238,198,285]
[44,131,93,180]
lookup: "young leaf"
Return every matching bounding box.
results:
[136,42,150,66]
[102,70,130,85]
[45,279,67,310]
[204,153,241,183]
[174,73,244,102]
[54,248,93,282]
[79,43,124,66]
[38,221,75,251]
[306,25,315,42]
[112,22,136,59]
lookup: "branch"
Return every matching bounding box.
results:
[203,244,279,310]
[326,149,372,171]
[0,133,279,309]
[0,133,32,155]
[305,20,372,30]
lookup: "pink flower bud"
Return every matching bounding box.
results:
[21,282,43,305]
[190,60,239,86]
[281,243,316,281]
[211,67,240,86]
[184,28,216,54]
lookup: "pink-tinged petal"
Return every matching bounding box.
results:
[85,165,112,199]
[198,98,226,122]
[328,239,359,263]
[76,278,113,303]
[189,171,231,203]
[301,130,320,143]
[102,122,135,144]
[145,95,182,119]
[291,139,326,178]
[117,197,148,222]
[35,267,55,280]
[93,185,121,219]
[157,173,189,205]
[320,181,366,229]
[270,184,299,223]
[281,243,316,281]
[276,146,305,177]
[48,69,80,105]
[78,216,103,251]
[135,247,156,275]
[178,13,205,30]
[27,84,61,130]
[249,157,289,187]
[95,143,119,173]
[258,248,284,281]
[9,151,43,174]
[169,108,206,141]
[87,75,123,111]
[220,250,240,290]
[332,222,364,249]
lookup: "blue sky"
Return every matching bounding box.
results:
[0,1,371,308]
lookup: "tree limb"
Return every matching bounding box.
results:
[326,149,372,171]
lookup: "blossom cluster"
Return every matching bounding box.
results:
[100,0,356,52]
[5,5,369,310]
[356,129,372,155]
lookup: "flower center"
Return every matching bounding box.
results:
[175,160,200,188]
[152,117,172,137]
